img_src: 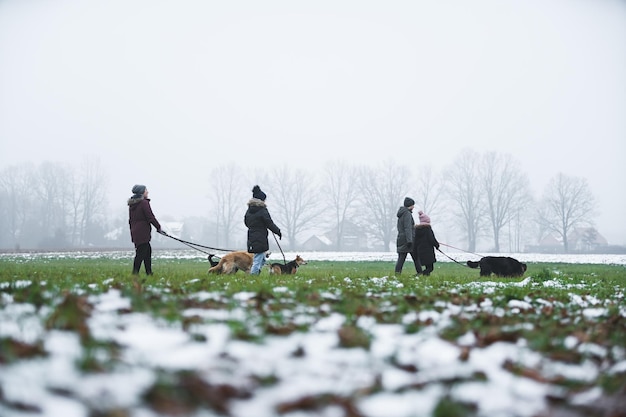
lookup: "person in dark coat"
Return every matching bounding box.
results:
[395,197,422,275]
[128,184,162,275]
[413,210,439,276]
[244,185,281,275]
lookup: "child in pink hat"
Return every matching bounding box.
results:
[413,211,439,275]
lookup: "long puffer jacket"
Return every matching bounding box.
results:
[128,197,161,247]
[244,198,281,253]
[396,206,415,253]
[413,223,440,265]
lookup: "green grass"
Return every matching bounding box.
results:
[1,255,625,415]
[2,258,625,332]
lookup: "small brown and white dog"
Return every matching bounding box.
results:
[269,255,307,275]
[208,251,269,274]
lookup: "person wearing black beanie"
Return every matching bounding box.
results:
[252,184,267,201]
[395,196,421,275]
[245,185,281,274]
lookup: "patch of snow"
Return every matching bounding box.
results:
[1,251,624,417]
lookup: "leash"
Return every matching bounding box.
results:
[272,232,287,264]
[439,242,485,258]
[437,247,472,268]
[157,231,236,255]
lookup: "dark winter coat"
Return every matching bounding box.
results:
[413,224,439,265]
[128,196,161,247]
[244,198,281,254]
[396,206,415,253]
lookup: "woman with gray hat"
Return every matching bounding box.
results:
[128,184,162,275]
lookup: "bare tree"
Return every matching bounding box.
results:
[506,198,536,252]
[36,162,71,245]
[444,149,485,252]
[67,170,83,246]
[322,160,360,250]
[207,163,248,248]
[0,164,36,248]
[66,157,108,245]
[480,152,532,252]
[538,172,596,253]
[356,160,411,251]
[266,165,323,248]
[413,165,445,216]
[0,184,6,247]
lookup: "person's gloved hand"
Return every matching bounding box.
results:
[277,231,282,240]
[158,229,167,236]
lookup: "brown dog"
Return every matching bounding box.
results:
[269,255,307,275]
[208,251,258,274]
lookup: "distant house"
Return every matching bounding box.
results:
[569,227,608,252]
[104,227,125,243]
[329,221,369,251]
[301,221,370,251]
[301,235,333,251]
[532,234,562,253]
[104,221,185,248]
[162,221,184,236]
[529,227,608,253]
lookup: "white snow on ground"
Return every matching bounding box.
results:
[2,250,626,265]
[0,252,625,417]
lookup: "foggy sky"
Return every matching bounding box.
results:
[1,0,625,244]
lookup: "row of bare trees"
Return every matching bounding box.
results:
[0,158,108,249]
[205,150,596,253]
[0,150,597,252]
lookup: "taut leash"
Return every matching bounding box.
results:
[157,231,236,254]
[437,248,472,268]
[437,242,486,268]
[439,242,485,258]
[272,232,286,264]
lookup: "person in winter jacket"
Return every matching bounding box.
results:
[413,210,440,276]
[244,185,281,275]
[128,184,162,275]
[395,197,422,275]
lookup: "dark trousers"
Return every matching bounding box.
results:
[133,242,153,275]
[395,252,422,274]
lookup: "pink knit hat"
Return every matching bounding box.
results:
[418,211,431,224]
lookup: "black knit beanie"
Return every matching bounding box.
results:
[252,185,267,201]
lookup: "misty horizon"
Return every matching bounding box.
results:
[0,155,621,254]
[1,1,625,246]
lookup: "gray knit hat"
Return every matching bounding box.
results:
[132,184,146,195]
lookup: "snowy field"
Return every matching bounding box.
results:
[1,251,625,417]
[3,250,626,265]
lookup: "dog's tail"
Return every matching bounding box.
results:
[208,254,220,268]
[208,256,223,273]
[467,260,480,269]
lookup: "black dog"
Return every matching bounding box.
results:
[467,256,527,277]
